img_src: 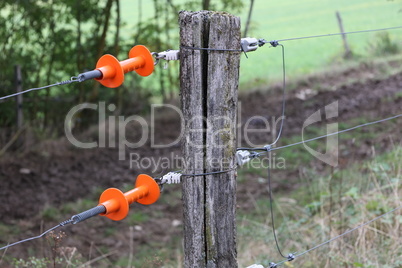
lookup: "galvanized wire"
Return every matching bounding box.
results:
[0,219,73,251]
[274,25,402,43]
[256,113,402,156]
[237,43,287,151]
[0,77,79,101]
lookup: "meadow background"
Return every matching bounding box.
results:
[121,0,402,87]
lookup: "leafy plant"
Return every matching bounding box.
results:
[367,32,400,56]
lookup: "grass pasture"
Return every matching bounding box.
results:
[120,0,402,89]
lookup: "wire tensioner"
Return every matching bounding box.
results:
[99,174,160,221]
[70,174,160,224]
[77,45,155,88]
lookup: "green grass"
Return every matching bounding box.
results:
[120,0,402,90]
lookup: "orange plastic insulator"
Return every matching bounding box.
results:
[98,174,160,221]
[95,45,154,88]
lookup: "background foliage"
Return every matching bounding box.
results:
[0,0,243,137]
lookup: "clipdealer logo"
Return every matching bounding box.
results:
[64,101,338,167]
[302,101,339,167]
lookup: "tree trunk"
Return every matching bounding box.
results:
[114,0,123,114]
[202,0,210,10]
[14,65,23,130]
[91,0,114,102]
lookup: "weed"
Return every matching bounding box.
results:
[46,231,66,267]
[368,32,400,56]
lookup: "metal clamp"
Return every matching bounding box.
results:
[236,150,259,166]
[152,50,180,65]
[269,262,278,268]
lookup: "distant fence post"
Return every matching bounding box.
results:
[14,65,23,130]
[336,11,352,59]
[179,10,240,267]
[244,0,255,37]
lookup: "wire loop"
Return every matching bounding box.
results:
[151,52,160,66]
[70,76,80,82]
[287,253,295,262]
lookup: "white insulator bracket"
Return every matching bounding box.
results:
[157,50,180,61]
[160,172,182,184]
[236,150,252,166]
[241,37,259,52]
[246,265,265,268]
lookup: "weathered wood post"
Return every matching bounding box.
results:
[335,11,352,59]
[244,0,255,37]
[179,11,241,267]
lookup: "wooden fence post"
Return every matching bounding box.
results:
[335,11,352,59]
[179,11,240,268]
[244,0,255,37]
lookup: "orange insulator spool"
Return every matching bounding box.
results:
[95,45,154,88]
[98,174,160,221]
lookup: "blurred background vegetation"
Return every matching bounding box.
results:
[0,0,242,138]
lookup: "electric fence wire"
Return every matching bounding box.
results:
[254,113,402,156]
[180,167,237,177]
[269,44,286,147]
[269,204,402,267]
[258,42,289,259]
[266,155,287,259]
[238,43,287,152]
[273,25,402,43]
[0,219,73,251]
[0,77,79,101]
[180,45,243,52]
